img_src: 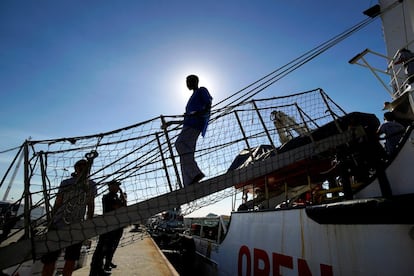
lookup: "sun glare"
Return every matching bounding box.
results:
[169,64,221,108]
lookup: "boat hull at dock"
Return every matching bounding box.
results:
[200,208,414,276]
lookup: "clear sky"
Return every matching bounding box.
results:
[0,1,391,215]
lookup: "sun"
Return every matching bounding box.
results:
[168,64,220,112]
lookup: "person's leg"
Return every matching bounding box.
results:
[175,126,203,186]
[105,228,123,269]
[62,260,76,276]
[63,242,83,276]
[41,250,61,276]
[90,235,107,276]
[103,232,116,271]
[42,262,56,276]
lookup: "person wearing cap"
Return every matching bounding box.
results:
[89,180,127,275]
[383,101,414,126]
[42,159,97,276]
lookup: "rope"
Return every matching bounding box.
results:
[213,10,380,110]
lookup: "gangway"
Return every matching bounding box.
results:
[0,89,371,270]
[0,129,357,269]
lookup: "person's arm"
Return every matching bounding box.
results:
[161,120,183,129]
[195,88,212,115]
[87,196,95,219]
[86,183,96,219]
[377,125,382,135]
[119,188,127,207]
[52,193,63,216]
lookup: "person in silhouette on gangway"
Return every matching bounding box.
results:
[162,74,213,187]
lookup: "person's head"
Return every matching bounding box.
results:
[74,159,88,175]
[186,75,199,90]
[108,180,121,192]
[383,111,395,122]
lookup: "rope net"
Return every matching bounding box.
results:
[0,88,355,268]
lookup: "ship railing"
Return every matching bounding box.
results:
[184,215,230,244]
[348,44,414,99]
[349,48,395,96]
[387,43,414,98]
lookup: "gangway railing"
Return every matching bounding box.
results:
[0,129,360,270]
[0,88,348,269]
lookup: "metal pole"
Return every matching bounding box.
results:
[2,148,24,201]
[319,89,343,133]
[295,103,314,143]
[160,116,183,189]
[23,141,31,240]
[284,181,288,205]
[155,133,173,192]
[252,100,276,150]
[264,176,269,209]
[39,152,52,222]
[234,111,254,163]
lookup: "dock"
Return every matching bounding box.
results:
[73,229,178,276]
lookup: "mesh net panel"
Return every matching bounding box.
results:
[0,88,350,268]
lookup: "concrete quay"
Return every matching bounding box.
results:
[73,230,178,276]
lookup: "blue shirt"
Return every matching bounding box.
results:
[183,87,212,136]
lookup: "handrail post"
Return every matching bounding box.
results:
[295,103,314,143]
[39,152,52,222]
[23,141,31,240]
[155,132,174,192]
[252,100,276,150]
[319,89,343,133]
[160,115,183,189]
[234,111,254,163]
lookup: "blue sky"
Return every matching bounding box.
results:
[0,1,391,215]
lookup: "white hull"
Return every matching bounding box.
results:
[209,211,414,276]
[192,124,414,276]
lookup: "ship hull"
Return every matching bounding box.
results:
[191,127,414,276]
[196,209,414,276]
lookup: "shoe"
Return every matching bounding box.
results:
[97,268,111,276]
[190,173,205,185]
[110,262,117,269]
[103,265,111,273]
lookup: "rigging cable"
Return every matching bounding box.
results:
[212,8,381,111]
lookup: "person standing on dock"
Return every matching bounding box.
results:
[162,74,213,187]
[89,180,127,275]
[41,159,97,276]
